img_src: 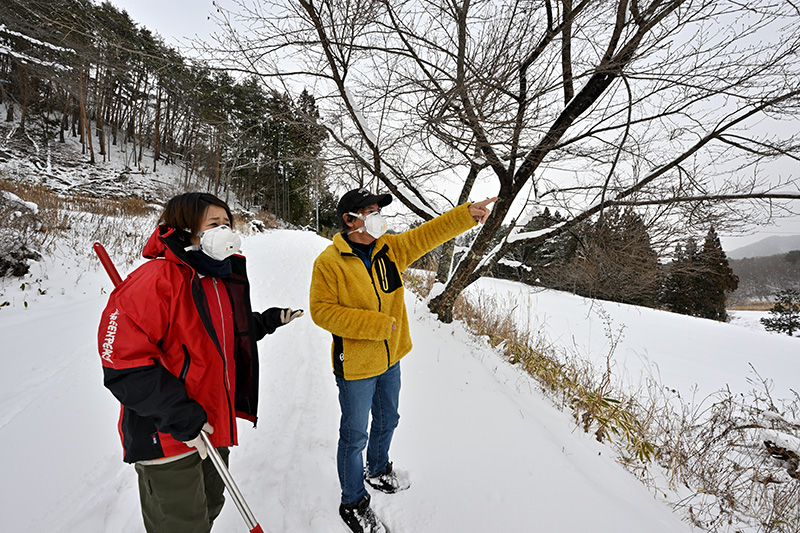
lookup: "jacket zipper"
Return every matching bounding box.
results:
[345,249,392,371]
[364,254,391,369]
[179,345,191,383]
[212,278,236,445]
[212,279,232,391]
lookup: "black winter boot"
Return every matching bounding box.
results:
[365,461,409,494]
[339,494,386,533]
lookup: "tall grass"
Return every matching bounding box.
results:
[0,178,280,272]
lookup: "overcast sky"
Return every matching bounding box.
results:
[106,0,222,48]
[105,0,800,251]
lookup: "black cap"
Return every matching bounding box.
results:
[336,188,392,217]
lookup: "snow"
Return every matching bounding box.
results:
[0,25,74,71]
[0,24,76,53]
[343,87,378,146]
[0,46,70,71]
[467,278,799,402]
[497,257,532,271]
[1,190,38,214]
[506,223,564,244]
[0,227,796,532]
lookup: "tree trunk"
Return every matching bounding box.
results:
[59,92,69,144]
[429,194,512,322]
[435,164,480,284]
[214,128,222,194]
[163,94,172,164]
[96,68,106,160]
[80,71,95,164]
[71,105,78,137]
[153,85,161,172]
[17,62,28,132]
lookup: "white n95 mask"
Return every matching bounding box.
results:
[348,211,388,239]
[196,225,242,261]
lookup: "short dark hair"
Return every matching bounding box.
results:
[159,192,234,242]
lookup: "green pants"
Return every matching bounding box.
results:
[134,448,230,533]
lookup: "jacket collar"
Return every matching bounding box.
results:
[142,225,189,263]
[333,232,385,257]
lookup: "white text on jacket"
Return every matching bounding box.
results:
[102,309,120,363]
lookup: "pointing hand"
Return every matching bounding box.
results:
[469,197,498,224]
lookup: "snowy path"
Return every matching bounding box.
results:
[2,229,698,532]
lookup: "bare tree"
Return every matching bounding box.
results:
[209,0,800,321]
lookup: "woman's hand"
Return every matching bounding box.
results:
[280,308,304,325]
[469,197,498,224]
[182,422,214,460]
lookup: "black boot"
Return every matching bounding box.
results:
[365,461,409,494]
[339,494,385,533]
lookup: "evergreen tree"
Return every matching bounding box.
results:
[660,238,701,315]
[226,82,329,227]
[556,208,661,306]
[761,289,800,336]
[695,227,738,320]
[516,208,572,267]
[660,227,738,320]
[0,1,330,222]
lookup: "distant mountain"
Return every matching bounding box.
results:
[727,235,800,260]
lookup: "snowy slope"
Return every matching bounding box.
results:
[467,278,799,402]
[1,228,795,532]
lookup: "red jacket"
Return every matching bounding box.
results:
[98,226,283,463]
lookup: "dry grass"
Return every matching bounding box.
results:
[234,209,281,234]
[1,179,281,271]
[1,178,158,257]
[1,179,154,218]
[727,301,774,311]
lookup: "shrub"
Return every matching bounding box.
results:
[0,189,43,277]
[761,289,800,336]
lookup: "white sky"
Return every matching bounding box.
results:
[106,0,222,48]
[104,0,800,252]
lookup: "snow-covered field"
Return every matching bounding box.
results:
[467,278,798,403]
[1,223,798,532]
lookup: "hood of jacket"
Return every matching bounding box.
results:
[142,225,192,263]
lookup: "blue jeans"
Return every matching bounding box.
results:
[336,362,401,505]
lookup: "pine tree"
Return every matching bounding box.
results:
[761,289,800,336]
[695,227,738,320]
[660,238,701,315]
[660,228,738,320]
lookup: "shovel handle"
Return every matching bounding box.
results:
[200,432,264,533]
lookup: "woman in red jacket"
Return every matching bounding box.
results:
[98,192,302,533]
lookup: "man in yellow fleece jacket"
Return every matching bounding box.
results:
[310,187,496,533]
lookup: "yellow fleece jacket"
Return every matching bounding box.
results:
[309,203,477,380]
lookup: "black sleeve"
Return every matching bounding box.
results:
[251,307,286,340]
[103,365,207,442]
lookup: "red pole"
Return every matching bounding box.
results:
[93,242,122,286]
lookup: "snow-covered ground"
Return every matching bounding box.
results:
[1,225,798,532]
[466,279,798,402]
